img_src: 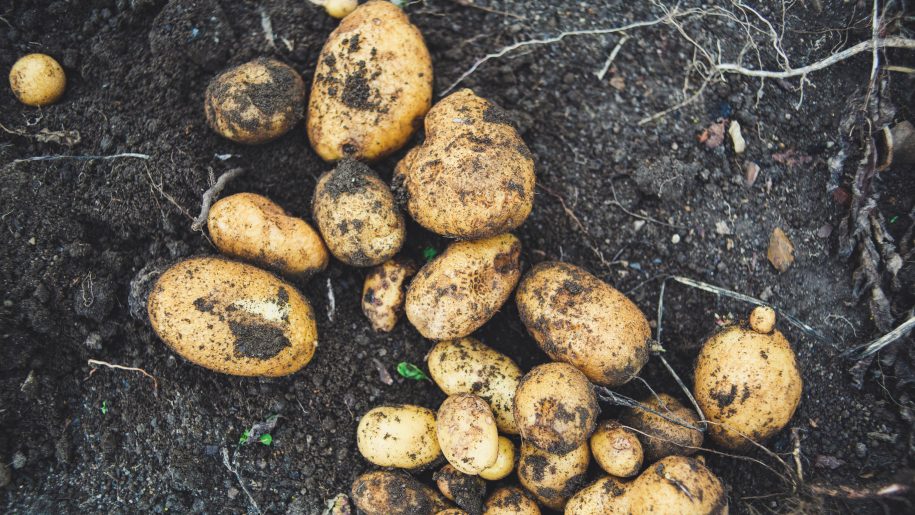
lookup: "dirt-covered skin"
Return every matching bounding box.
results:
[434,463,487,515]
[620,392,704,462]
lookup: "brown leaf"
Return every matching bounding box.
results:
[767,227,795,272]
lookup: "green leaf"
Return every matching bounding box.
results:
[397,362,430,381]
[890,215,899,224]
[100,401,108,415]
[258,434,273,446]
[422,247,438,261]
[239,430,251,445]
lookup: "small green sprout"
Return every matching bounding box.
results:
[422,246,438,261]
[890,215,899,224]
[259,434,273,446]
[100,401,108,415]
[239,430,251,445]
[397,362,430,381]
[240,430,273,446]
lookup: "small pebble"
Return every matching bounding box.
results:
[671,234,681,244]
[11,451,26,470]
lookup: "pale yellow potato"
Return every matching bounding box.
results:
[627,456,728,514]
[205,58,305,144]
[427,337,522,434]
[748,305,776,334]
[352,470,451,515]
[479,436,516,481]
[437,394,500,474]
[513,363,598,454]
[208,192,328,277]
[308,0,432,162]
[434,464,486,515]
[484,486,540,515]
[515,261,651,386]
[590,420,643,478]
[565,476,631,515]
[405,234,521,340]
[323,0,358,19]
[147,257,317,377]
[312,159,405,267]
[362,257,417,332]
[356,404,441,469]
[393,89,535,239]
[517,440,590,510]
[9,53,66,106]
[620,393,703,461]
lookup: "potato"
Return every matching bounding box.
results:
[323,0,358,19]
[516,261,651,386]
[9,53,66,106]
[427,338,522,434]
[437,510,469,515]
[352,470,451,515]
[147,257,317,376]
[205,58,305,144]
[517,441,590,510]
[308,0,432,162]
[620,393,703,461]
[207,193,328,277]
[483,486,540,515]
[513,363,598,454]
[434,464,486,515]
[565,476,631,515]
[479,436,516,481]
[312,159,406,267]
[405,234,521,340]
[362,257,417,332]
[626,456,728,514]
[356,404,441,470]
[694,309,802,450]
[590,420,643,478]
[437,394,500,474]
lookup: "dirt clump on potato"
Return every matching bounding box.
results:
[352,470,451,515]
[434,464,486,515]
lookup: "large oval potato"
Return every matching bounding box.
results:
[437,394,499,475]
[308,0,432,162]
[626,456,728,514]
[147,257,317,376]
[565,476,631,515]
[357,404,441,470]
[483,486,540,515]
[479,436,516,481]
[312,159,405,267]
[352,470,451,515]
[393,89,535,239]
[427,337,522,434]
[516,261,651,386]
[208,192,328,277]
[405,234,521,340]
[590,420,643,478]
[620,393,703,461]
[434,464,486,515]
[517,440,590,511]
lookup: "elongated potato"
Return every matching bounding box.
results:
[516,261,651,386]
[406,234,521,340]
[620,393,702,461]
[434,464,486,515]
[517,441,590,511]
[626,456,728,514]
[208,193,328,277]
[147,257,317,376]
[565,476,631,515]
[362,257,417,332]
[427,338,522,434]
[437,394,499,474]
[479,436,516,481]
[352,470,451,515]
[484,486,540,515]
[357,404,441,470]
[590,420,643,478]
[308,0,432,162]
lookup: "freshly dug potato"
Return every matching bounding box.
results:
[356,404,441,470]
[483,486,540,515]
[205,58,305,144]
[427,338,522,434]
[517,440,590,510]
[352,470,450,515]
[565,476,631,515]
[393,89,535,240]
[322,0,358,19]
[362,257,417,332]
[620,393,703,461]
[627,456,728,514]
[479,436,516,481]
[437,510,469,515]
[312,159,405,267]
[590,420,643,478]
[516,261,651,386]
[308,0,432,162]
[694,308,802,450]
[9,53,66,106]
[147,257,317,376]
[207,193,328,277]
[437,394,499,474]
[434,464,486,515]
[405,234,521,340]
[513,363,598,454]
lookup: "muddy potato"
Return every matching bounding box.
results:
[516,261,651,386]
[479,436,516,481]
[437,394,500,474]
[147,257,317,376]
[565,476,631,515]
[513,363,598,454]
[357,404,441,470]
[312,159,405,267]
[621,393,703,461]
[208,193,328,277]
[694,308,802,450]
[427,338,522,434]
[394,89,535,239]
[9,53,66,106]
[434,464,486,515]
[518,441,590,510]
[627,456,728,514]
[308,0,432,162]
[362,257,417,332]
[590,420,643,478]
[352,470,451,515]
[406,234,521,339]
[484,486,540,515]
[437,510,469,515]
[205,58,305,144]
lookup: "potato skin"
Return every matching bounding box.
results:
[513,363,598,455]
[308,0,432,162]
[393,89,535,239]
[352,470,451,515]
[362,257,417,332]
[147,257,317,377]
[565,476,631,515]
[357,404,442,470]
[620,393,703,461]
[434,464,486,515]
[517,441,590,510]
[208,193,328,277]
[312,159,405,267]
[9,53,66,106]
[479,436,516,481]
[483,486,540,515]
[437,394,500,475]
[427,338,522,434]
[590,420,643,478]
[405,234,521,340]
[627,456,728,515]
[516,261,651,386]
[205,58,305,144]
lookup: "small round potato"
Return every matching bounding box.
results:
[205,58,305,144]
[620,393,703,461]
[147,257,317,376]
[483,486,540,515]
[513,363,598,455]
[312,159,406,267]
[9,53,66,106]
[626,456,728,514]
[479,436,516,481]
[405,234,521,340]
[515,261,651,386]
[362,257,417,332]
[434,464,486,515]
[517,440,590,510]
[565,476,631,515]
[208,192,328,277]
[748,305,776,334]
[590,420,643,478]
[323,0,358,19]
[437,394,500,475]
[356,404,441,470]
[352,470,451,515]
[427,337,522,434]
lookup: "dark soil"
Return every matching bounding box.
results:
[2,1,914,514]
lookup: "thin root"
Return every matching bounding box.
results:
[87,359,158,391]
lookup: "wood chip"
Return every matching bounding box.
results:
[767,227,795,272]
